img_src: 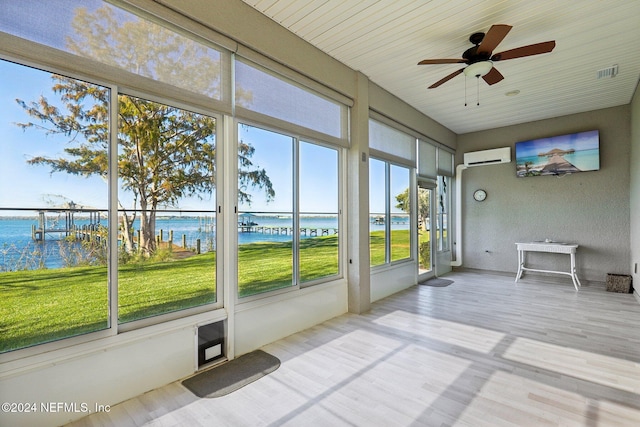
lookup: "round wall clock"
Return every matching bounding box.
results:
[473,189,487,202]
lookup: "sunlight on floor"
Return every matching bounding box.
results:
[503,337,640,393]
[373,309,506,353]
[262,340,474,425]
[459,370,640,426]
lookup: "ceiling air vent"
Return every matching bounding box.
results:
[597,65,618,79]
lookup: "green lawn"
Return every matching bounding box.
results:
[118,253,217,323]
[370,229,411,266]
[238,234,339,297]
[0,235,340,352]
[0,231,415,353]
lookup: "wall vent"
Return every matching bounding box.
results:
[198,321,224,367]
[597,65,618,79]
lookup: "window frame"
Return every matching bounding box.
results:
[0,56,118,359]
[298,138,343,288]
[0,0,351,358]
[234,120,343,303]
[236,121,297,301]
[115,88,224,332]
[0,0,234,357]
[369,155,414,269]
[0,55,226,358]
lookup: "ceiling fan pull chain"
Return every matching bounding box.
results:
[464,77,468,106]
[476,75,480,106]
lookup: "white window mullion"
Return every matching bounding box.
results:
[224,115,238,359]
[293,138,300,287]
[109,83,119,335]
[385,162,391,265]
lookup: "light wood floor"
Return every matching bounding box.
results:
[67,271,640,426]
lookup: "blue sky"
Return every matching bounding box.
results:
[0,59,344,216]
[0,60,110,211]
[0,0,390,217]
[237,124,340,214]
[515,130,599,159]
[369,158,409,214]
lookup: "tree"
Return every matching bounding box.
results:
[395,188,430,231]
[16,5,273,256]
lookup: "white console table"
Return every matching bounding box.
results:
[515,242,581,290]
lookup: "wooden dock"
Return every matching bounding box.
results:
[239,225,338,236]
[32,209,103,242]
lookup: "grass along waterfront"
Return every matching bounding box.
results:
[0,231,410,353]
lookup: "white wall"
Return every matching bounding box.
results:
[457,106,631,282]
[234,281,348,356]
[370,262,417,302]
[0,318,202,427]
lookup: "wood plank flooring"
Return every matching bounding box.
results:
[67,271,640,426]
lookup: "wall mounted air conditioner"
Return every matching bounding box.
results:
[463,147,511,167]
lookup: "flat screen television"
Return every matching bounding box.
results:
[515,130,600,177]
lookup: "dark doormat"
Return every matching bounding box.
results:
[182,350,280,398]
[419,278,454,287]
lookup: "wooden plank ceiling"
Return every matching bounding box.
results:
[241,0,640,134]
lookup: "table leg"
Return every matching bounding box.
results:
[570,253,581,290]
[515,249,524,282]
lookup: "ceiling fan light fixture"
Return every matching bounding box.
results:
[464,60,493,77]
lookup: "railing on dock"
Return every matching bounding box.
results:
[32,208,103,242]
[238,225,338,236]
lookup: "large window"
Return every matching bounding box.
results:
[234,56,345,299]
[237,124,294,297]
[299,141,339,282]
[0,61,110,352]
[0,0,347,354]
[368,117,415,267]
[390,165,411,261]
[0,0,227,354]
[237,124,340,298]
[117,95,218,324]
[0,57,222,354]
[369,158,387,267]
[369,158,412,266]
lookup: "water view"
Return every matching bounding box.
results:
[0,213,412,271]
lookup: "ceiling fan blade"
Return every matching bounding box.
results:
[418,58,466,65]
[477,24,512,55]
[482,67,504,85]
[428,68,464,89]
[491,41,556,61]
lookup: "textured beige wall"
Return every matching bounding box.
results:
[457,106,631,282]
[630,83,640,293]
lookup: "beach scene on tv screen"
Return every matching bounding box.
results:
[515,130,600,177]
